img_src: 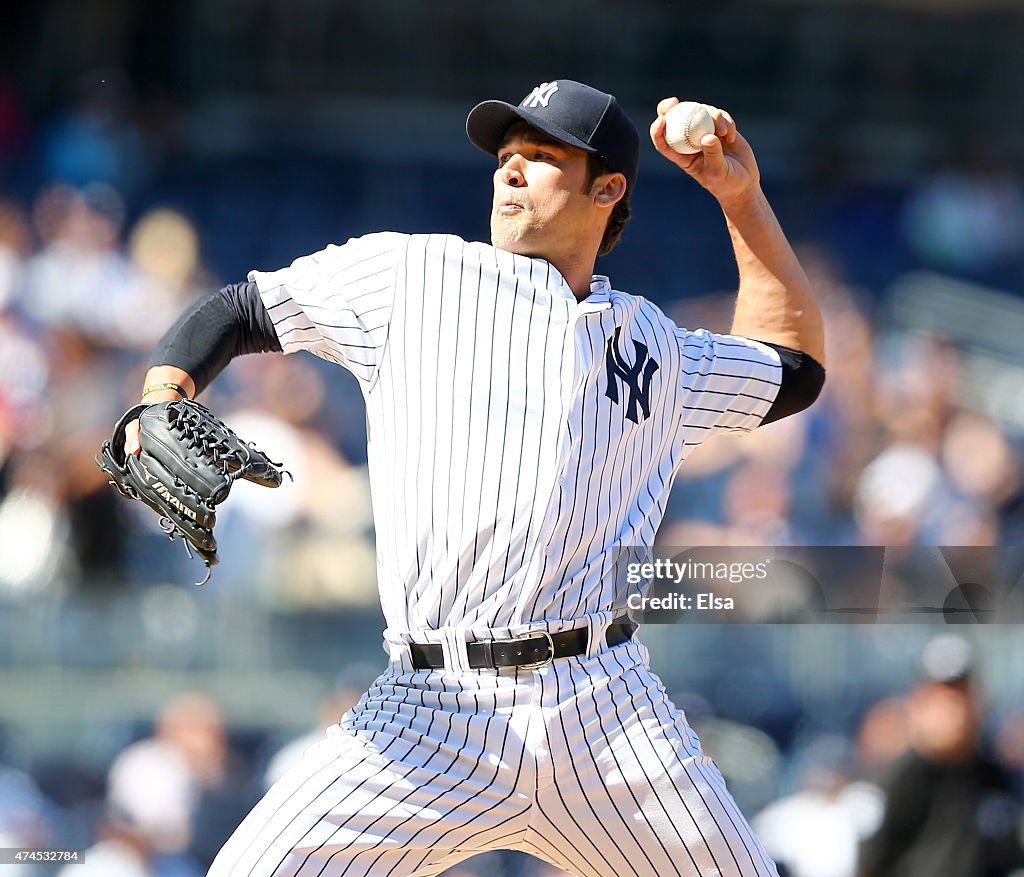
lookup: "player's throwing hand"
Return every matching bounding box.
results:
[650,97,760,205]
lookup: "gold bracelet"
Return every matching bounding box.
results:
[141,382,189,400]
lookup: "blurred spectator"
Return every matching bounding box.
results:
[721,460,796,545]
[858,635,1024,877]
[106,693,227,858]
[901,151,1024,280]
[17,183,136,345]
[941,411,1021,536]
[121,207,210,348]
[0,199,42,478]
[214,355,377,607]
[104,692,256,873]
[0,450,69,595]
[41,70,149,196]
[55,805,158,877]
[853,697,909,781]
[753,736,880,877]
[853,444,947,546]
[0,316,47,465]
[0,764,52,876]
[994,712,1024,795]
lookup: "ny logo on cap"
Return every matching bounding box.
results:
[522,81,559,109]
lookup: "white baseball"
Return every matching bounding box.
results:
[664,101,716,155]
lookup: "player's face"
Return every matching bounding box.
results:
[490,123,599,258]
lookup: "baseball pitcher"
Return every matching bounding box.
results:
[110,80,825,876]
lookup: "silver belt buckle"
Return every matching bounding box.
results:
[512,630,555,669]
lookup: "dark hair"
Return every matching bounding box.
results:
[586,152,632,257]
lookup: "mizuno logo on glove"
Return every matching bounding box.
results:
[152,480,199,521]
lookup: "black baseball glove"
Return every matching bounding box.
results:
[97,399,288,584]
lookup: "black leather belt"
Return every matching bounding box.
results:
[409,617,637,671]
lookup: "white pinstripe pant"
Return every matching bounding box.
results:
[208,635,779,877]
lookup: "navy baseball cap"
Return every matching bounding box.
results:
[466,79,640,191]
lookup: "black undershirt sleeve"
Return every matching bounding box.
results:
[147,281,282,396]
[759,342,825,425]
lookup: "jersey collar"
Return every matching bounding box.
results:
[582,275,613,308]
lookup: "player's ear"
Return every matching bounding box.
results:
[592,172,626,208]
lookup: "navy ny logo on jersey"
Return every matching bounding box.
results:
[605,327,660,423]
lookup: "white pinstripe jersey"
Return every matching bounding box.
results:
[251,232,782,642]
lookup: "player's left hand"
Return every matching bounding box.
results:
[650,99,760,206]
